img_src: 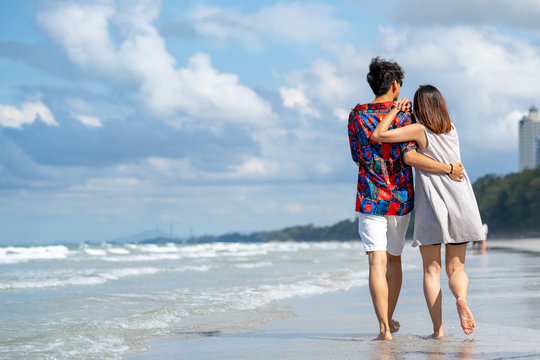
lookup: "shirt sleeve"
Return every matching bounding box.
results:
[347,111,361,163]
[396,112,417,155]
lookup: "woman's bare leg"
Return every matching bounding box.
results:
[445,243,475,335]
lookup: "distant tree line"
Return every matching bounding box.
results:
[473,167,540,237]
[188,219,359,243]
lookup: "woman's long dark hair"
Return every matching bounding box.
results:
[413,85,452,134]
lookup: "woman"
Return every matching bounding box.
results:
[371,85,483,338]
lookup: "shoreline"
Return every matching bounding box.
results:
[485,237,540,253]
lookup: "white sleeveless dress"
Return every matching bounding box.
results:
[412,125,484,247]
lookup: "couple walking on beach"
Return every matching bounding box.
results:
[348,57,484,340]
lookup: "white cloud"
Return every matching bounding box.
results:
[279,58,356,121]
[284,203,304,214]
[112,156,278,184]
[479,110,525,151]
[72,114,103,128]
[233,158,267,175]
[36,1,119,74]
[186,3,348,49]
[283,59,350,106]
[377,26,407,53]
[279,87,309,109]
[0,101,58,129]
[229,157,283,178]
[71,177,141,193]
[333,108,350,122]
[37,0,273,126]
[278,87,321,118]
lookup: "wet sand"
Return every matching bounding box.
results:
[487,237,540,253]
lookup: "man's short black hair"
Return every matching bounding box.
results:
[366,57,404,97]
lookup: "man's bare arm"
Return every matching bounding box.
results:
[403,149,464,181]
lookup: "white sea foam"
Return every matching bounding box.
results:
[101,253,182,262]
[0,264,211,291]
[0,245,70,264]
[137,243,179,253]
[0,267,158,290]
[29,333,133,360]
[0,242,364,266]
[233,270,370,310]
[107,247,130,255]
[235,261,273,269]
[84,248,108,256]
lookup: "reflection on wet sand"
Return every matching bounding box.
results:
[366,337,475,360]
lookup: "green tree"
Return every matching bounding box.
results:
[473,167,540,236]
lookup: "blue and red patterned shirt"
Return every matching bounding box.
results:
[348,101,416,216]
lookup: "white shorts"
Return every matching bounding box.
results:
[357,212,410,256]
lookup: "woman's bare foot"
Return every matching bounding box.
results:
[375,331,392,340]
[390,319,400,333]
[456,297,475,335]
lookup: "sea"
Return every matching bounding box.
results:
[3,240,540,360]
[0,241,373,359]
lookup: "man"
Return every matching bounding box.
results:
[481,222,488,254]
[347,57,464,340]
[472,222,488,254]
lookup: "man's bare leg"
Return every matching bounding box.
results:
[368,251,392,340]
[386,253,402,333]
[446,244,475,335]
[420,244,444,338]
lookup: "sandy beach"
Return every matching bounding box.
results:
[126,238,540,360]
[487,237,540,253]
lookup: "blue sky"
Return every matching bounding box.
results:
[1,0,540,245]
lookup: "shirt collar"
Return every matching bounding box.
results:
[354,101,395,112]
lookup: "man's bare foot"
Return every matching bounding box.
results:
[430,326,444,339]
[456,297,475,335]
[390,319,400,333]
[374,331,392,340]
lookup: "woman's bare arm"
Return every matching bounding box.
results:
[371,98,463,181]
[370,98,426,148]
[404,150,464,181]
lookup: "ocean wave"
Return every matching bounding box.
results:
[0,265,210,291]
[84,248,108,256]
[101,253,182,262]
[0,241,363,265]
[107,247,130,255]
[233,269,370,310]
[0,245,70,264]
[76,268,370,335]
[234,261,273,269]
[134,243,180,253]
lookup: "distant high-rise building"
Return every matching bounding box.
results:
[519,105,540,171]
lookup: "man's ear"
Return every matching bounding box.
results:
[390,81,399,99]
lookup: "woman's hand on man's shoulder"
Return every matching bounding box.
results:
[396,98,411,113]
